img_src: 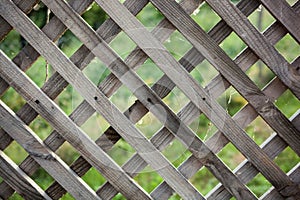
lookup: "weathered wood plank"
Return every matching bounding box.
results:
[0,149,51,200]
[0,0,39,41]
[86,0,297,195]
[0,101,101,200]
[0,1,202,199]
[0,51,151,199]
[0,0,94,96]
[259,0,300,43]
[260,163,300,200]
[0,0,149,197]
[39,0,259,198]
[205,0,300,99]
[151,108,300,200]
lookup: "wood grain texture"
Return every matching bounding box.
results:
[0,0,94,96]
[261,163,300,200]
[259,0,300,43]
[0,1,202,199]
[0,0,39,41]
[0,49,151,199]
[205,0,300,99]
[150,0,300,155]
[0,0,299,198]
[0,149,50,200]
[0,101,100,200]
[39,0,259,198]
[0,0,149,197]
[91,0,297,195]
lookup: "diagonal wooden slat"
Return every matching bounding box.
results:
[153,0,300,159]
[2,0,260,197]
[0,0,298,199]
[0,149,51,200]
[149,0,300,158]
[0,49,152,199]
[81,0,298,197]
[0,1,204,199]
[205,0,300,99]
[95,1,300,198]
[261,163,300,200]
[0,0,94,96]
[258,0,300,43]
[40,0,258,198]
[0,101,100,199]
[0,0,39,40]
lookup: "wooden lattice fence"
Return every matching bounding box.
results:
[0,0,299,199]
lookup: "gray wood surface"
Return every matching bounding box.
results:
[0,0,298,198]
[259,0,300,43]
[0,101,100,200]
[0,1,203,199]
[0,149,51,200]
[89,0,298,196]
[40,0,258,198]
[0,50,151,199]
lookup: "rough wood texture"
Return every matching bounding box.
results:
[0,0,299,199]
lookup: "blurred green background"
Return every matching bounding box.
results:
[0,0,299,199]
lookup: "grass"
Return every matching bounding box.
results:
[1,1,299,199]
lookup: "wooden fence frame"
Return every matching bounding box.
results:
[0,0,299,199]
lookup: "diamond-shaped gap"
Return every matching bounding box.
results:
[82,2,108,30]
[61,193,75,200]
[286,0,298,6]
[163,30,192,61]
[191,2,221,32]
[24,56,51,88]
[82,167,106,191]
[30,167,55,190]
[136,58,164,87]
[112,193,126,200]
[28,2,49,29]
[28,115,53,140]
[107,138,136,166]
[108,30,137,61]
[1,87,27,112]
[8,192,24,200]
[219,32,247,59]
[169,193,182,200]
[57,30,83,58]
[81,112,110,141]
[136,2,164,28]
[246,60,276,89]
[190,60,219,87]
[135,112,163,139]
[161,138,192,168]
[0,29,22,58]
[247,4,276,32]
[162,86,190,114]
[246,173,272,197]
[190,166,219,196]
[191,114,218,141]
[274,146,300,173]
[82,57,110,86]
[217,86,248,117]
[245,116,275,146]
[275,34,300,63]
[275,89,300,118]
[55,84,82,116]
[3,141,29,166]
[217,143,246,171]
[110,84,137,112]
[133,166,164,194]
[56,141,80,165]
